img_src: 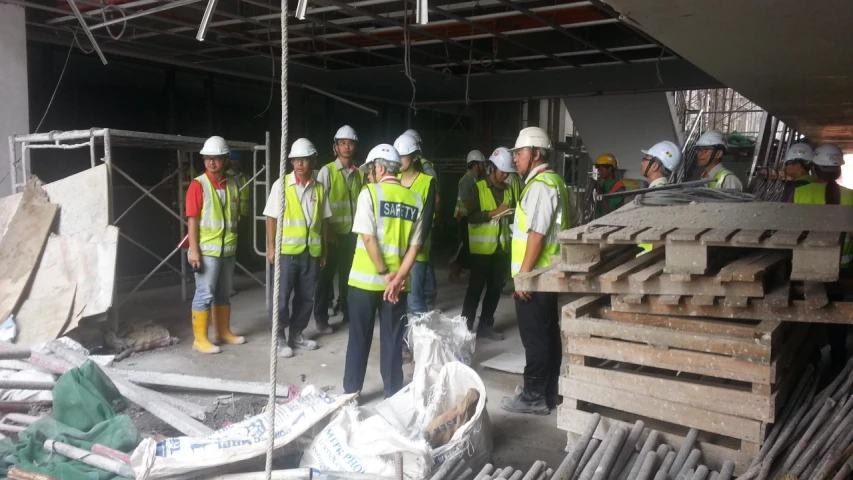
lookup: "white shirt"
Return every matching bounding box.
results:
[649,177,669,188]
[316,158,359,195]
[520,163,560,236]
[264,175,332,227]
[352,177,425,246]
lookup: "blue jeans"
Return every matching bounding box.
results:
[191,254,235,311]
[424,257,437,306]
[408,261,429,315]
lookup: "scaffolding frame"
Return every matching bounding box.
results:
[8,128,271,320]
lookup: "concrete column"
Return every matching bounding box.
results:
[0,3,29,197]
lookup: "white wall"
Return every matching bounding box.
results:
[0,3,29,197]
[563,93,679,180]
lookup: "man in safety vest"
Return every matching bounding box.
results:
[314,125,362,333]
[344,144,425,398]
[226,152,251,296]
[449,150,487,283]
[394,133,437,317]
[462,147,517,341]
[185,136,246,354]
[502,127,571,415]
[788,143,853,373]
[695,130,743,190]
[593,153,626,217]
[501,155,524,297]
[637,141,683,254]
[781,143,815,202]
[264,138,331,358]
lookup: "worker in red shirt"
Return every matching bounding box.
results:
[185,136,246,354]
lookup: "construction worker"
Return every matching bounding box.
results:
[637,141,683,254]
[593,153,626,216]
[501,127,570,415]
[394,133,436,317]
[449,150,487,283]
[314,125,362,333]
[781,143,815,202]
[502,154,524,296]
[264,138,331,358]
[462,147,517,341]
[227,152,251,296]
[343,144,425,398]
[695,130,743,190]
[789,143,853,373]
[185,136,246,354]
[403,128,439,310]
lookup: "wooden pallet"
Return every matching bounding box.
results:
[558,224,842,281]
[515,246,786,298]
[559,295,820,456]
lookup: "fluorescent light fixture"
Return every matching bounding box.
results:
[196,0,221,41]
[296,0,309,19]
[415,0,428,24]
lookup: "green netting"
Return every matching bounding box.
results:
[0,360,141,480]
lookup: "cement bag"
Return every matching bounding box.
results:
[130,390,355,480]
[408,311,476,368]
[300,406,432,479]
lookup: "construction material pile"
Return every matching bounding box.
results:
[515,202,853,474]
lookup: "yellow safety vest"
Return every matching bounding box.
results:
[506,172,523,206]
[348,182,422,292]
[454,171,477,219]
[707,168,735,188]
[469,180,515,255]
[280,175,324,258]
[511,171,570,276]
[399,172,434,262]
[227,168,251,216]
[794,182,853,269]
[196,173,240,258]
[325,161,363,234]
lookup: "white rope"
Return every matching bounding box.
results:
[265,0,288,477]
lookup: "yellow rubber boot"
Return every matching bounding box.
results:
[192,311,221,354]
[213,305,246,345]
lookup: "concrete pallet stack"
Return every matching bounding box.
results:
[514,215,853,474]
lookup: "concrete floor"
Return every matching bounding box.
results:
[116,265,570,472]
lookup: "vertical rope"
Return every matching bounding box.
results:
[265,0,288,478]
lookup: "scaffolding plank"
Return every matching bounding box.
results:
[767,230,803,246]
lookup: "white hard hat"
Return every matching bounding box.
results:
[361,144,401,172]
[200,136,230,156]
[289,138,318,158]
[812,144,844,167]
[334,125,358,142]
[642,140,682,171]
[489,147,516,173]
[511,126,551,151]
[393,133,420,156]
[695,130,727,148]
[466,150,486,163]
[403,129,422,145]
[784,143,814,163]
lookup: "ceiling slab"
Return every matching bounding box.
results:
[602,0,853,152]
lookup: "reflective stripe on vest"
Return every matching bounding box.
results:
[469,180,514,255]
[708,169,734,189]
[399,172,434,262]
[280,174,324,257]
[454,171,476,219]
[348,183,422,291]
[511,171,570,276]
[196,173,239,257]
[326,161,363,234]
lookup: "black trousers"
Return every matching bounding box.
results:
[343,287,409,398]
[516,292,562,385]
[314,232,357,324]
[462,252,510,330]
[268,251,318,338]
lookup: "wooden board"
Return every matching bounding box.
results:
[610,294,853,324]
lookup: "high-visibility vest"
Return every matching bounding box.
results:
[227,168,251,216]
[469,180,515,255]
[280,174,324,258]
[325,161,363,234]
[794,182,853,269]
[506,172,523,207]
[708,168,735,188]
[511,170,570,276]
[348,182,422,291]
[638,179,668,254]
[454,171,477,219]
[399,172,434,262]
[196,173,240,258]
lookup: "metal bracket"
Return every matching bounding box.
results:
[65,0,108,65]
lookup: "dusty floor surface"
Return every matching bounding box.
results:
[114,265,572,472]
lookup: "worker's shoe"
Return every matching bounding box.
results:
[212,305,246,345]
[191,311,221,354]
[289,332,318,350]
[501,376,549,415]
[545,374,562,409]
[278,342,294,358]
[315,321,334,335]
[477,324,504,341]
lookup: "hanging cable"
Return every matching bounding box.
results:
[265,0,288,478]
[403,4,417,114]
[101,4,127,40]
[254,25,276,118]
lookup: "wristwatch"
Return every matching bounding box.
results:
[378,268,390,276]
